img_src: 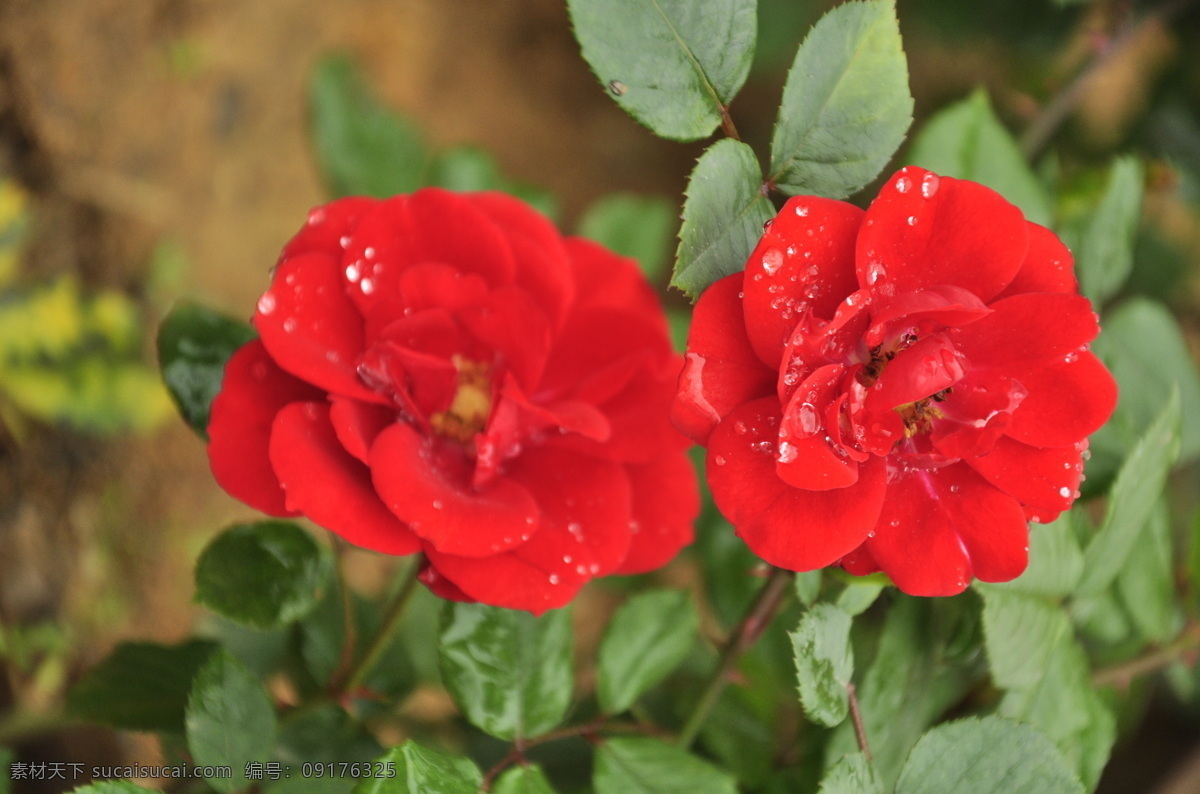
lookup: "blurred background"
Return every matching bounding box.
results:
[1,0,1199,791]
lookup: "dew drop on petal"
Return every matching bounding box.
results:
[257,292,276,315]
[733,420,748,435]
[1059,486,1071,498]
[307,207,326,226]
[921,172,940,198]
[866,261,886,285]
[339,235,351,249]
[283,318,298,333]
[762,249,784,275]
[432,499,443,510]
[795,205,809,217]
[360,278,375,295]
[895,177,912,194]
[906,216,918,226]
[714,455,727,466]
[364,246,376,259]
[949,484,960,494]
[549,573,560,585]
[867,530,876,538]
[345,262,361,282]
[777,441,798,464]
[797,402,820,435]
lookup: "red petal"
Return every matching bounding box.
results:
[587,361,687,464]
[279,197,379,263]
[370,422,540,557]
[707,398,886,570]
[777,365,859,490]
[951,293,1100,370]
[868,334,964,410]
[864,463,1028,595]
[253,251,381,403]
[329,395,395,463]
[207,341,324,516]
[614,452,699,574]
[459,285,552,391]
[858,167,1028,303]
[965,435,1083,512]
[671,273,776,444]
[565,236,664,331]
[473,192,575,328]
[995,221,1077,299]
[418,560,474,604]
[743,197,863,367]
[541,306,675,401]
[270,402,421,554]
[1007,352,1117,448]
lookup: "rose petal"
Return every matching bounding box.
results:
[965,435,1084,512]
[995,221,1077,299]
[743,197,863,367]
[708,398,886,570]
[672,273,776,445]
[207,340,324,516]
[459,284,552,391]
[270,402,421,554]
[858,167,1028,303]
[565,236,665,329]
[1006,351,1118,448]
[614,452,700,575]
[778,365,859,490]
[541,306,675,402]
[279,196,379,263]
[370,422,540,557]
[329,395,396,463]
[868,334,964,410]
[950,292,1100,370]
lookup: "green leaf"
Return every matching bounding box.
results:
[790,603,854,727]
[492,765,558,794]
[1077,390,1181,596]
[426,146,503,192]
[68,785,161,794]
[67,640,219,732]
[818,753,883,794]
[895,717,1083,794]
[352,742,481,794]
[769,0,913,198]
[978,587,1071,690]
[593,737,737,794]
[597,589,698,714]
[438,603,572,740]
[567,0,756,141]
[156,301,255,439]
[1117,499,1183,643]
[0,745,12,794]
[1062,157,1144,306]
[793,570,822,606]
[671,140,774,299]
[185,650,277,793]
[275,704,382,767]
[194,521,332,629]
[578,194,678,282]
[1090,298,1200,464]
[309,55,426,198]
[991,513,1083,599]
[834,579,885,616]
[906,89,1052,225]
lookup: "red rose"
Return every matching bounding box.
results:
[207,189,698,614]
[672,166,1117,596]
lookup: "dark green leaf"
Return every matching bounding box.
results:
[697,687,776,788]
[67,640,219,732]
[68,785,160,794]
[769,0,913,198]
[309,55,426,198]
[352,742,481,794]
[1062,157,1144,306]
[671,140,774,299]
[275,704,382,766]
[1090,298,1200,464]
[438,603,572,740]
[895,717,1083,794]
[791,603,853,727]
[194,521,332,630]
[818,753,883,794]
[426,146,503,192]
[906,89,1051,225]
[156,301,255,439]
[597,589,698,714]
[593,737,737,794]
[578,194,677,282]
[1077,390,1181,596]
[1117,499,1183,644]
[567,0,757,141]
[185,650,277,793]
[493,765,558,794]
[1,746,12,794]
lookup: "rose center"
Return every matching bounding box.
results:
[431,356,492,443]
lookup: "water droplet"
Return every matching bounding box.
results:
[325,350,340,364]
[866,261,886,285]
[783,370,800,387]
[777,441,798,464]
[714,455,727,466]
[608,80,627,96]
[906,216,918,226]
[563,554,572,564]
[257,293,276,315]
[283,318,298,333]
[549,573,560,585]
[868,530,876,538]
[432,499,443,510]
[895,176,912,194]
[761,249,784,275]
[307,207,327,225]
[733,420,748,435]
[567,521,584,539]
[920,172,940,198]
[795,205,809,217]
[1058,486,1071,498]
[345,262,361,282]
[797,403,819,435]
[785,245,798,257]
[360,278,375,295]
[949,484,960,494]
[339,235,351,249]
[364,246,376,259]
[762,218,774,230]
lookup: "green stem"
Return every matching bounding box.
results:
[1092,620,1200,688]
[330,558,421,698]
[677,567,794,749]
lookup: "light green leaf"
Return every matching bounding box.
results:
[185,650,277,793]
[68,785,160,794]
[492,765,557,794]
[597,589,698,714]
[1077,390,1181,596]
[791,603,854,727]
[567,0,757,141]
[579,193,677,282]
[895,717,1083,794]
[906,89,1052,225]
[309,55,426,198]
[1117,499,1183,644]
[156,301,255,439]
[671,139,774,299]
[67,640,219,732]
[438,603,572,740]
[352,742,481,794]
[1062,157,1144,306]
[991,513,1083,599]
[819,753,883,794]
[794,570,822,606]
[194,521,332,630]
[835,580,885,616]
[593,737,737,794]
[769,0,913,198]
[977,587,1071,690]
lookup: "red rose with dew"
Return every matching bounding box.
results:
[207,189,698,614]
[672,166,1117,596]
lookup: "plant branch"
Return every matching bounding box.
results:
[846,682,872,762]
[1093,621,1200,688]
[676,566,794,749]
[328,557,420,698]
[1020,0,1197,160]
[327,538,359,693]
[720,105,741,141]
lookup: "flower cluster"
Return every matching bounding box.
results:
[673,167,1117,595]
[207,189,698,613]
